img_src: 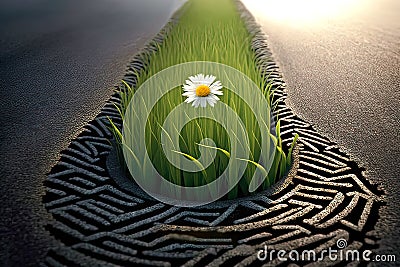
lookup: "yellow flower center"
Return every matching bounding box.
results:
[195,85,211,97]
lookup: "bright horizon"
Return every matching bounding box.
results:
[241,0,400,28]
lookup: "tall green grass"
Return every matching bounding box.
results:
[111,0,298,199]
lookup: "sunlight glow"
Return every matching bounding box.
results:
[241,0,361,24]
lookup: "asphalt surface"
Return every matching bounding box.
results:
[242,0,400,262]
[1,0,399,265]
[0,0,183,265]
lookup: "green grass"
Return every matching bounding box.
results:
[111,0,298,199]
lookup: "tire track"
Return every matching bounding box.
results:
[42,2,384,266]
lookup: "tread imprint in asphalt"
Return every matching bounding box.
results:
[42,2,384,266]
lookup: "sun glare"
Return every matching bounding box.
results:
[241,0,361,24]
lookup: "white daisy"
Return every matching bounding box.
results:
[182,74,223,108]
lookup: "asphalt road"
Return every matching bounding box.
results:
[242,0,400,262]
[0,0,183,265]
[1,0,398,265]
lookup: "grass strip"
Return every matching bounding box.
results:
[112,0,298,199]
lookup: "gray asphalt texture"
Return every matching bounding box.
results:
[1,0,399,265]
[0,0,183,265]
[242,0,400,262]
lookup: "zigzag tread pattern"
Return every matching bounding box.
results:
[42,2,384,266]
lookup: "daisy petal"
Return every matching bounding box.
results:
[185,80,195,86]
[183,86,195,92]
[205,75,216,84]
[192,98,200,108]
[210,84,223,91]
[183,91,195,97]
[213,80,222,86]
[185,96,196,103]
[207,97,216,107]
[212,90,223,95]
[210,94,220,101]
[200,98,207,108]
